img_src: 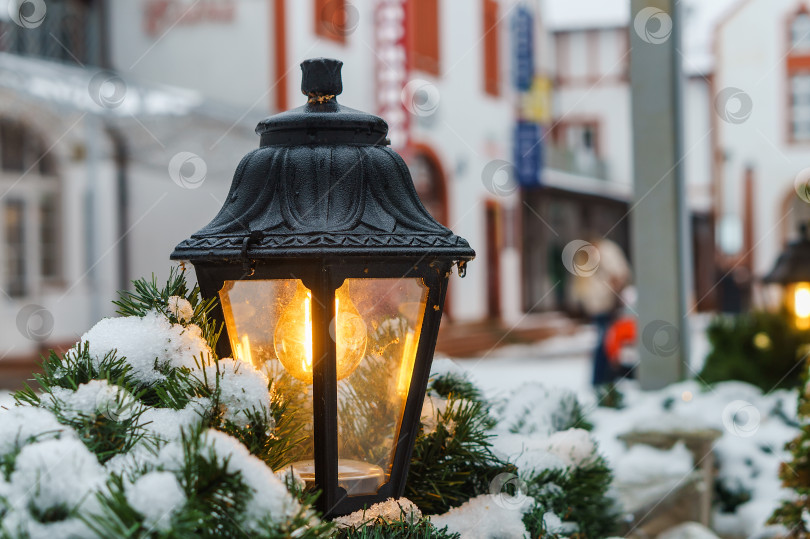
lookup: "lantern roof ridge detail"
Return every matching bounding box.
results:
[171,58,475,262]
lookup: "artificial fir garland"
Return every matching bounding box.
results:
[0,269,619,538]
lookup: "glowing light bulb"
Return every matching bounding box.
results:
[274,283,367,383]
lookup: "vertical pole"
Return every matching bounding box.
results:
[629,0,691,389]
[85,114,102,324]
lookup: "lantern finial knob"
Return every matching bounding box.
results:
[301,58,343,103]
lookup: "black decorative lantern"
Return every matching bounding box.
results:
[764,222,810,329]
[171,58,474,516]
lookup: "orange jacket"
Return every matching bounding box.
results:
[605,316,637,365]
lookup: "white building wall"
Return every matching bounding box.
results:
[683,76,713,213]
[715,0,810,276]
[108,0,274,111]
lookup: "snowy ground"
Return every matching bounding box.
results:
[448,314,797,537]
[0,391,12,409]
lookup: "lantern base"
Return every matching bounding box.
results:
[291,459,385,496]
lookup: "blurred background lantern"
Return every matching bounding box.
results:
[171,58,474,516]
[764,223,810,329]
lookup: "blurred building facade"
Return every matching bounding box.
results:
[0,0,258,380]
[0,0,552,374]
[713,0,810,303]
[536,0,733,313]
[1,0,778,376]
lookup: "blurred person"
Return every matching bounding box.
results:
[570,238,632,386]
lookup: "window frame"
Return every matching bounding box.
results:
[410,0,440,76]
[786,5,810,144]
[0,117,63,297]
[482,0,500,96]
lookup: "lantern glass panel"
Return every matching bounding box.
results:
[219,278,316,463]
[787,282,810,330]
[219,276,428,496]
[335,278,428,495]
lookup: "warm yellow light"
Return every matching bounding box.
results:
[240,334,253,365]
[796,284,810,317]
[396,331,418,396]
[794,283,810,330]
[274,282,367,384]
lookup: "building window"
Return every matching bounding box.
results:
[314,0,349,43]
[411,0,440,75]
[793,12,810,51]
[0,118,61,297]
[0,0,104,66]
[482,0,499,96]
[788,7,810,142]
[5,200,26,298]
[791,73,810,140]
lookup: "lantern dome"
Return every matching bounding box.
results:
[171,58,474,263]
[764,223,810,284]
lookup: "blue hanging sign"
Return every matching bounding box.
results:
[512,7,534,92]
[514,121,542,187]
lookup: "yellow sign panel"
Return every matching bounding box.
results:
[521,76,552,124]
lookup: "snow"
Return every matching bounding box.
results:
[446,314,798,536]
[333,498,422,528]
[657,522,720,539]
[79,310,211,385]
[494,382,587,436]
[49,379,142,422]
[491,432,567,476]
[140,399,208,441]
[202,429,301,526]
[430,494,534,539]
[421,394,468,435]
[613,442,693,484]
[206,358,272,428]
[78,311,271,428]
[2,438,105,539]
[0,406,75,456]
[543,428,598,467]
[167,296,194,323]
[0,391,13,409]
[125,471,187,532]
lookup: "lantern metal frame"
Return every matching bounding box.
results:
[764,222,810,285]
[171,58,474,517]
